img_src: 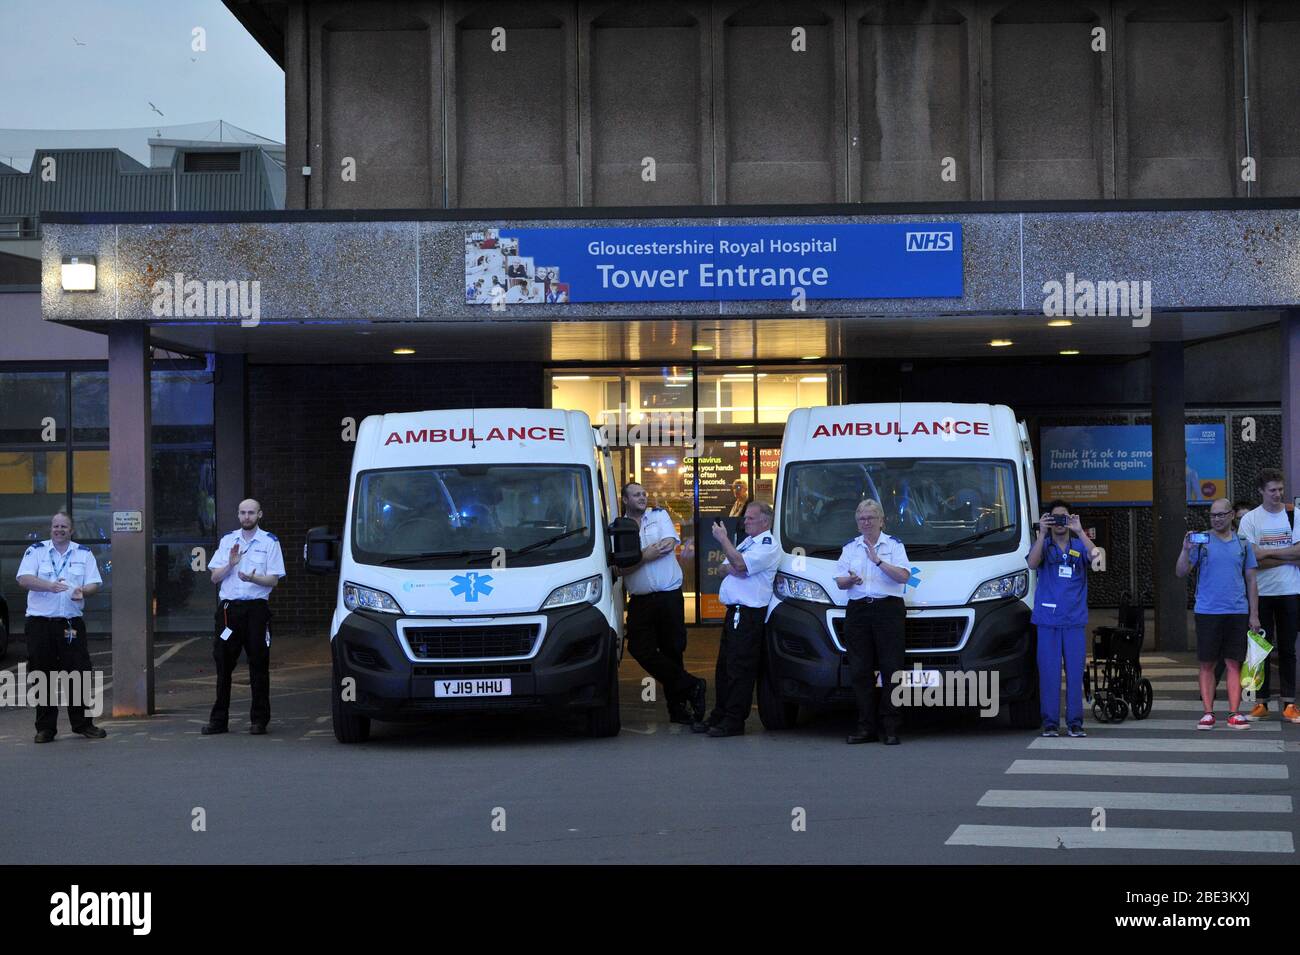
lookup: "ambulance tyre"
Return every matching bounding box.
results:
[1007,692,1041,729]
[0,615,8,660]
[757,660,798,730]
[331,658,370,744]
[585,657,621,738]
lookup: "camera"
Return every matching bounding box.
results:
[1051,514,1069,527]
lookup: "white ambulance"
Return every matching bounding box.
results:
[761,402,1042,729]
[305,408,639,742]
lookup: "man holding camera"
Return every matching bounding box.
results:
[1027,501,1100,737]
[1175,499,1259,729]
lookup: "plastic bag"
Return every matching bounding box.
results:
[1241,628,1273,692]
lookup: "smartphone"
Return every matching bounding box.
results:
[1189,532,1210,544]
[1051,514,1069,527]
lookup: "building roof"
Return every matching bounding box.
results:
[0,145,284,230]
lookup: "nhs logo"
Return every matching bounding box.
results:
[905,231,954,252]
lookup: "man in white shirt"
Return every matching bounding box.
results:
[693,502,781,737]
[202,499,286,736]
[614,482,706,725]
[15,511,107,743]
[834,499,912,745]
[1238,468,1300,722]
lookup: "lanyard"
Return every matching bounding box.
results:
[50,546,73,579]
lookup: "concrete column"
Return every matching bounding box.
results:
[1282,310,1300,494]
[1150,342,1188,652]
[108,327,154,715]
[214,354,248,530]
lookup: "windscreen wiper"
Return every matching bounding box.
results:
[928,524,1016,554]
[382,548,493,565]
[492,527,589,560]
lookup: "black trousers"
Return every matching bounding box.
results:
[210,599,272,728]
[843,596,906,734]
[709,604,766,728]
[625,588,694,710]
[1257,593,1298,702]
[25,616,95,734]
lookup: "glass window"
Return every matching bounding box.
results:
[626,369,692,423]
[153,370,214,444]
[549,372,622,429]
[352,465,594,568]
[154,449,216,540]
[697,371,756,425]
[758,370,833,422]
[155,543,217,633]
[0,372,66,444]
[780,458,1021,561]
[0,451,69,540]
[72,371,109,443]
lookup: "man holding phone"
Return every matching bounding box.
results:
[1175,499,1259,729]
[1027,500,1100,738]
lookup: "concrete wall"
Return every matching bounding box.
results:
[279,0,1300,209]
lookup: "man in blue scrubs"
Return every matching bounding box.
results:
[1027,500,1100,737]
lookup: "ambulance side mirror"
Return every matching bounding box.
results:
[608,517,641,569]
[304,526,341,575]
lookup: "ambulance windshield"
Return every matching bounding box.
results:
[351,464,595,568]
[781,458,1021,561]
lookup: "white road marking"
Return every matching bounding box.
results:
[1030,737,1284,754]
[1085,718,1280,731]
[1007,759,1288,779]
[946,824,1293,853]
[978,789,1293,813]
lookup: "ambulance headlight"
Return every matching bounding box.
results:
[343,582,404,614]
[542,575,602,609]
[774,572,832,605]
[970,571,1028,602]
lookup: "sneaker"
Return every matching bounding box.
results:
[1197,713,1216,730]
[1247,702,1269,721]
[1284,704,1300,724]
[1041,725,1059,737]
[1227,713,1250,729]
[1067,724,1087,738]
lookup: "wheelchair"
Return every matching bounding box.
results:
[1084,592,1154,723]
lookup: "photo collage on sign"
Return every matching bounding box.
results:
[464,229,570,305]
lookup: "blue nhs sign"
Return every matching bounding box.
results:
[905,231,955,252]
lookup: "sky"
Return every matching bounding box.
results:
[0,0,285,140]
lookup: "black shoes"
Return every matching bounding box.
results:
[249,724,268,736]
[883,734,901,746]
[200,723,228,735]
[73,724,107,739]
[667,708,694,725]
[690,719,715,734]
[846,727,879,744]
[706,722,744,738]
[34,730,55,744]
[689,678,707,724]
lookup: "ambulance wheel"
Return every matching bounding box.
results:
[0,615,8,660]
[1007,695,1041,729]
[1132,679,1153,720]
[757,661,798,730]
[585,659,621,738]
[331,658,370,744]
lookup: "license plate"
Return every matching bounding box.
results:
[435,678,511,698]
[876,669,941,688]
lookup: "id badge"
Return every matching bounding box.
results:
[65,626,76,645]
[732,608,740,629]
[1057,564,1073,579]
[219,627,234,641]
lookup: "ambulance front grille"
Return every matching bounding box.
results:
[405,625,539,659]
[831,615,965,652]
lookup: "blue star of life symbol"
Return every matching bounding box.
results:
[450,572,494,603]
[905,566,922,589]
